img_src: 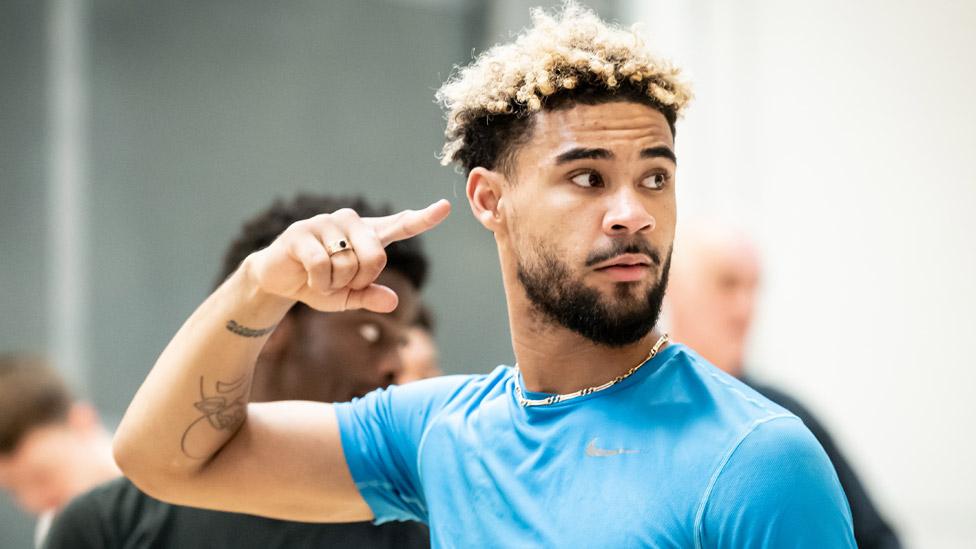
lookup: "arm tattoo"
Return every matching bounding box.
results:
[180,375,249,458]
[226,319,276,338]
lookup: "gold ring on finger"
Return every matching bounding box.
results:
[325,239,352,256]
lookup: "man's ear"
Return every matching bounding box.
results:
[466,167,507,232]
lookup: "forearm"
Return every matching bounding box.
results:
[113,259,293,479]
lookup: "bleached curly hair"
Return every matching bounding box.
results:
[436,2,692,175]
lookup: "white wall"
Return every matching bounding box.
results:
[624,1,976,547]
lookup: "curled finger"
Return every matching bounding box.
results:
[318,225,359,290]
[345,217,386,291]
[290,233,331,293]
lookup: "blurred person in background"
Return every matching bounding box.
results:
[395,305,442,385]
[666,220,901,549]
[0,355,120,547]
[43,194,430,549]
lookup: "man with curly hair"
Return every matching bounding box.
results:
[114,4,855,547]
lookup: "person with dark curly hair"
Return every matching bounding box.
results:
[43,195,430,549]
[113,4,854,547]
[213,194,430,405]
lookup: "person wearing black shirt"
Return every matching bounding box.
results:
[45,476,427,549]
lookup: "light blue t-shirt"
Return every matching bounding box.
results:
[335,344,855,548]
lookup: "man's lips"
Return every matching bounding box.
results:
[595,265,650,282]
[592,254,653,282]
[591,253,653,270]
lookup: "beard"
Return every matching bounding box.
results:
[517,239,671,348]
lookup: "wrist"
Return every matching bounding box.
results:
[223,256,296,321]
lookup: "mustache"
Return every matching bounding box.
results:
[584,239,662,267]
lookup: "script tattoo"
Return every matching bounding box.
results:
[225,319,276,338]
[180,375,249,458]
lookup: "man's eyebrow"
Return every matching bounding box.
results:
[554,146,677,165]
[554,147,613,164]
[640,146,677,164]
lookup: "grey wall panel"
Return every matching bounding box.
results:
[0,2,48,355]
[0,0,49,546]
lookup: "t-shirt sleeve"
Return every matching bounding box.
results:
[334,375,470,525]
[697,416,856,549]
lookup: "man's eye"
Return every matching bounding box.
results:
[570,171,603,188]
[641,173,669,190]
[358,323,380,343]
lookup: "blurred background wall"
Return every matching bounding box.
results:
[1,0,972,547]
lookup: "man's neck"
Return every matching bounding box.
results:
[510,312,666,395]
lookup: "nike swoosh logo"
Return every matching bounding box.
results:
[585,437,639,457]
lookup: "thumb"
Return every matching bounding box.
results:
[345,283,399,313]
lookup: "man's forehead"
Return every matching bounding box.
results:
[530,102,674,154]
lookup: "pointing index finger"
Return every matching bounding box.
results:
[369,199,451,247]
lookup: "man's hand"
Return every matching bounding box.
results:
[245,199,451,313]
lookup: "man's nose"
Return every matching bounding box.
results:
[602,188,655,235]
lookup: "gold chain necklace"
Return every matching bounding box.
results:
[513,333,670,407]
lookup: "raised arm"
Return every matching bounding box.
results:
[112,200,451,522]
